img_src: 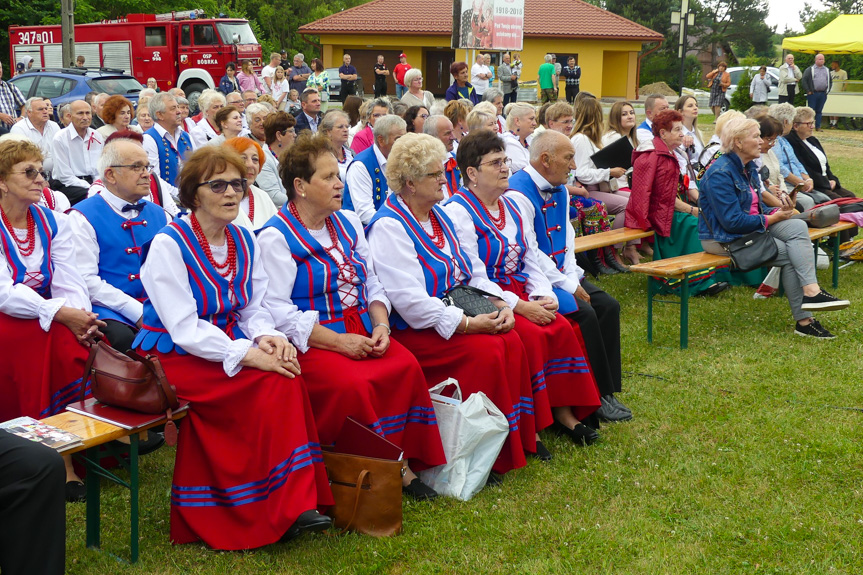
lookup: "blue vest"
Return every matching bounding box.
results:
[72,195,169,325]
[259,206,372,334]
[343,146,386,213]
[145,126,193,187]
[445,189,528,287]
[132,220,254,354]
[0,205,57,298]
[508,170,578,314]
[637,119,650,133]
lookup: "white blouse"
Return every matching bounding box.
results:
[501,131,531,173]
[139,218,284,376]
[601,131,631,190]
[257,209,390,352]
[232,184,279,231]
[570,132,610,186]
[804,140,828,176]
[366,196,469,340]
[0,211,91,330]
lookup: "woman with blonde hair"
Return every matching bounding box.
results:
[270,66,290,110]
[400,68,435,110]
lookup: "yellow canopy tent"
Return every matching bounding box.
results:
[782,14,863,54]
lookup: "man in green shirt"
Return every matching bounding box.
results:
[537,54,558,103]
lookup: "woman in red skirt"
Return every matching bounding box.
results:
[443,130,602,452]
[366,133,536,480]
[257,133,445,500]
[0,139,105,501]
[132,146,332,550]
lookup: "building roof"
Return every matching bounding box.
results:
[298,0,664,42]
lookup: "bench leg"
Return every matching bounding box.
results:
[680,274,690,350]
[130,434,140,563]
[646,276,655,343]
[85,446,101,551]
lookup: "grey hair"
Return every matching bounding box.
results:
[422,114,449,139]
[23,97,43,113]
[148,92,178,119]
[320,110,349,134]
[505,102,535,131]
[483,88,504,103]
[544,54,553,63]
[366,98,393,120]
[719,117,759,153]
[176,97,190,107]
[138,88,157,100]
[295,53,305,62]
[97,139,127,180]
[197,89,226,113]
[58,104,71,118]
[373,114,406,140]
[245,102,269,123]
[793,106,816,124]
[529,130,569,162]
[767,102,796,126]
[403,68,423,86]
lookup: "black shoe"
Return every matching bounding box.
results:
[402,477,438,501]
[596,395,632,422]
[551,422,599,446]
[110,431,165,456]
[65,480,86,503]
[801,290,850,311]
[281,509,333,542]
[697,281,730,297]
[795,318,836,339]
[607,395,633,417]
[530,440,553,461]
[485,472,504,487]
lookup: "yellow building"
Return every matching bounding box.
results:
[299,0,662,99]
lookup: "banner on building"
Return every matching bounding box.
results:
[451,0,524,51]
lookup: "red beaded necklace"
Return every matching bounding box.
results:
[0,206,36,257]
[190,212,237,283]
[289,202,357,284]
[480,198,507,231]
[246,191,255,223]
[407,205,446,249]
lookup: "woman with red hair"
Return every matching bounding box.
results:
[223,137,278,229]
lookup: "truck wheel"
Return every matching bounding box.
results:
[184,82,208,114]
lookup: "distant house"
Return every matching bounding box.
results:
[298,0,663,99]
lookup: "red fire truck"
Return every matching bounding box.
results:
[9,10,262,109]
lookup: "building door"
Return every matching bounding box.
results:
[340,49,402,97]
[425,50,455,96]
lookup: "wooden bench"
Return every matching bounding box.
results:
[628,221,857,349]
[42,410,187,563]
[572,227,654,253]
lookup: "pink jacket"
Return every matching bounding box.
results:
[237,71,263,94]
[351,125,374,155]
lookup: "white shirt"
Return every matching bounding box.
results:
[0,211,91,330]
[570,132,610,185]
[507,165,584,295]
[601,131,631,189]
[67,188,170,324]
[10,117,61,174]
[86,177,180,218]
[271,79,290,103]
[366,195,466,339]
[337,146,354,185]
[636,120,654,152]
[471,63,490,95]
[232,184,279,231]
[260,65,277,94]
[189,118,219,149]
[804,140,828,176]
[501,131,531,173]
[257,143,288,208]
[142,122,197,205]
[51,125,103,189]
[344,144,389,225]
[257,210,390,352]
[443,197,557,311]
[139,217,284,376]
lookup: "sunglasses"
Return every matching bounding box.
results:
[14,168,49,181]
[197,178,248,194]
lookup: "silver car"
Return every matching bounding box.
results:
[720,66,781,112]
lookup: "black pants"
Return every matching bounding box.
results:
[50,178,91,205]
[374,80,387,98]
[102,319,138,354]
[0,432,65,575]
[566,279,622,396]
[565,85,580,104]
[778,86,796,104]
[339,83,355,100]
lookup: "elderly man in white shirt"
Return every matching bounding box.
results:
[50,100,103,205]
[470,54,491,97]
[10,97,61,176]
[142,93,195,201]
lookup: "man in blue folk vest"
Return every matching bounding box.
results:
[343,115,406,225]
[423,115,460,199]
[68,138,171,353]
[142,92,194,198]
[508,130,632,424]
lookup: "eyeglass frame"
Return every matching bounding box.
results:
[196,178,249,194]
[110,163,151,175]
[478,157,512,170]
[12,168,49,181]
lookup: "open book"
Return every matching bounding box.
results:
[0,416,83,452]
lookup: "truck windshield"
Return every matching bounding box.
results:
[90,77,145,94]
[216,22,258,45]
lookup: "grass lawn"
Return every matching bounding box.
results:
[62,130,863,575]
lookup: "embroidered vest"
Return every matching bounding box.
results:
[0,205,57,298]
[145,126,192,187]
[343,146,387,213]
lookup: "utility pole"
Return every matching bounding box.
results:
[61,0,75,68]
[671,0,696,95]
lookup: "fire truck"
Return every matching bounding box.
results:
[9,10,263,110]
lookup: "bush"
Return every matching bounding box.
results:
[730,68,754,111]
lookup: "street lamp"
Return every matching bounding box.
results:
[671,0,696,95]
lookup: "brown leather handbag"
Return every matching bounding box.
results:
[80,341,181,445]
[321,449,403,537]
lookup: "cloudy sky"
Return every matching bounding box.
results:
[766,0,825,32]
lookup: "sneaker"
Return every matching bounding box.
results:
[801,289,850,311]
[753,284,776,299]
[795,319,836,339]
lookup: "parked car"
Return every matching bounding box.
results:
[10,68,144,121]
[719,66,780,112]
[324,67,364,101]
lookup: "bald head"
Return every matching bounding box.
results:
[529,130,575,186]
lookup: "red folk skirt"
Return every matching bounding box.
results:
[298,338,446,470]
[391,327,533,474]
[500,281,601,422]
[150,350,333,550]
[0,314,90,421]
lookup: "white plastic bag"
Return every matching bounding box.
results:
[419,378,509,501]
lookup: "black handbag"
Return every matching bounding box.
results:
[699,188,778,272]
[441,285,499,317]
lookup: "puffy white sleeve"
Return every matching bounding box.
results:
[441,201,519,309]
[0,244,65,331]
[256,226,319,353]
[571,133,610,185]
[367,217,464,339]
[46,213,93,312]
[343,210,391,313]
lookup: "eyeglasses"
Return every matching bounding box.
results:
[425,171,445,180]
[197,178,248,194]
[418,113,430,119]
[111,163,150,174]
[13,168,49,181]
[479,157,512,170]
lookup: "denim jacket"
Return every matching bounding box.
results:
[698,152,768,243]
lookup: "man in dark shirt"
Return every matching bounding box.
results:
[561,56,581,104]
[338,54,358,99]
[374,54,389,98]
[288,53,312,95]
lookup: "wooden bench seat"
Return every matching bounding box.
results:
[572,227,654,253]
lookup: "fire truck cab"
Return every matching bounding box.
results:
[9,10,262,110]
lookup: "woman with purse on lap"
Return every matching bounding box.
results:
[132,146,333,549]
[366,133,537,479]
[257,133,445,501]
[0,140,106,502]
[698,117,850,339]
[443,130,602,450]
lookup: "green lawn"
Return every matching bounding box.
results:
[63,131,863,575]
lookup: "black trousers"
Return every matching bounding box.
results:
[0,432,65,575]
[565,85,580,104]
[566,279,622,396]
[374,79,387,98]
[102,319,138,354]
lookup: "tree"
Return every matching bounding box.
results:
[694,0,774,64]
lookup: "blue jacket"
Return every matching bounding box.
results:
[697,152,769,243]
[219,74,240,95]
[445,81,481,104]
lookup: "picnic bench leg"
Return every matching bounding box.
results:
[646,276,655,343]
[85,446,101,551]
[130,434,140,563]
[680,274,690,350]
[832,232,841,289]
